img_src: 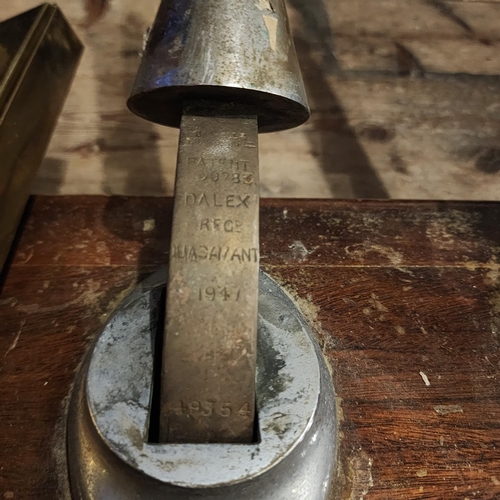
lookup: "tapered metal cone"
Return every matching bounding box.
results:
[127,0,309,132]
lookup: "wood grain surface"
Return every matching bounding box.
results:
[1,0,500,199]
[0,196,499,499]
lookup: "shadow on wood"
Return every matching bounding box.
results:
[295,36,389,198]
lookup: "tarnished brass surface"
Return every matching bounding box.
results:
[0,4,82,271]
[161,103,259,443]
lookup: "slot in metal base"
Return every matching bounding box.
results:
[67,269,337,499]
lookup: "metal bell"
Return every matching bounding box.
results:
[127,0,309,132]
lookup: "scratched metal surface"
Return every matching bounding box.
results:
[68,269,336,500]
[127,0,309,132]
[162,108,260,443]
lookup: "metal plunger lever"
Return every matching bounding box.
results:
[127,0,309,443]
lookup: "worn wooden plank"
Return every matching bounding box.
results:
[11,196,170,270]
[10,197,500,269]
[2,0,500,199]
[300,0,500,75]
[0,196,499,499]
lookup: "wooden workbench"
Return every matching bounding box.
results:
[0,196,499,499]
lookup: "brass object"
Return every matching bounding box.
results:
[0,4,83,271]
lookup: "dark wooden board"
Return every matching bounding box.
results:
[1,196,499,499]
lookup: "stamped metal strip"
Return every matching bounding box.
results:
[160,102,259,444]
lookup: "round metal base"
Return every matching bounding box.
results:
[67,270,336,499]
